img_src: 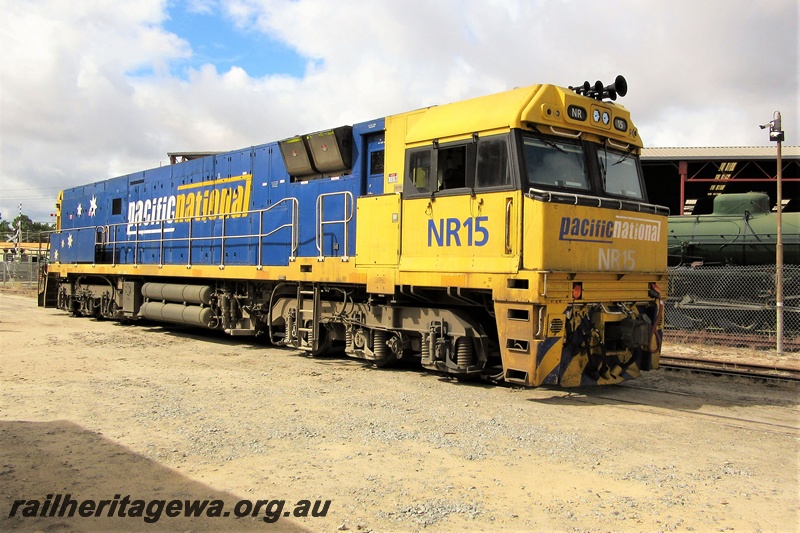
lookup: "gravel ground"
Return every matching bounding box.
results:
[1,290,798,532]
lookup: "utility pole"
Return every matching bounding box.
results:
[760,112,784,354]
[14,202,23,256]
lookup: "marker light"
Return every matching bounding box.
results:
[572,282,583,300]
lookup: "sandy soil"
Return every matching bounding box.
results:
[1,289,798,532]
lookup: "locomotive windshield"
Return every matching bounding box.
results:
[599,147,644,200]
[520,132,646,202]
[522,137,589,191]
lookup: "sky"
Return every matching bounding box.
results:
[1,0,797,223]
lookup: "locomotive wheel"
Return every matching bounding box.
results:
[91,298,105,320]
[307,323,333,357]
[370,352,397,368]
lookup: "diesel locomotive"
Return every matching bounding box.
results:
[40,75,669,387]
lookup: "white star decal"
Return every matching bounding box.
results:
[54,250,59,261]
[67,234,73,248]
[88,196,98,217]
[76,203,83,216]
[60,238,65,248]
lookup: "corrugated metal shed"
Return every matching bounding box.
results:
[640,146,799,215]
[642,146,799,160]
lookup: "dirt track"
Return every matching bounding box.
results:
[1,290,798,532]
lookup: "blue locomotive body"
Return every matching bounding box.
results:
[52,119,386,267]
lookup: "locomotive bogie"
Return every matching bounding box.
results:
[55,275,121,319]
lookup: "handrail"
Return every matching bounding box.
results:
[527,187,670,216]
[504,198,512,254]
[259,197,299,264]
[315,191,354,261]
[548,126,582,139]
[606,138,631,151]
[53,198,300,268]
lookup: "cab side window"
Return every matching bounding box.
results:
[407,148,433,193]
[437,145,467,190]
[475,137,510,188]
[370,149,384,175]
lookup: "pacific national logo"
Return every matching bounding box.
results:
[127,175,252,235]
[558,214,661,244]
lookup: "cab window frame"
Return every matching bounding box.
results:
[404,146,434,194]
[514,129,650,203]
[403,134,515,198]
[474,134,514,191]
[435,142,474,193]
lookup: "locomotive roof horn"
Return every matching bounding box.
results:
[569,75,627,101]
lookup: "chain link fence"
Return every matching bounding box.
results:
[665,265,800,349]
[2,235,50,289]
[1,259,43,287]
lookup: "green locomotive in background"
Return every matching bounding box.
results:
[668,192,799,266]
[666,192,799,336]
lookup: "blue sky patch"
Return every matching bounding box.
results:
[162,3,308,79]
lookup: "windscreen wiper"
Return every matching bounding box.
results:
[611,147,635,167]
[539,137,567,154]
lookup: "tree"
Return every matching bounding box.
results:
[2,214,55,243]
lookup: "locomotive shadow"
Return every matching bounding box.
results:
[123,321,492,385]
[301,346,502,388]
[0,420,308,531]
[525,372,799,410]
[134,325,487,386]
[135,321,265,350]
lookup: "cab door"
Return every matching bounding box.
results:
[398,135,521,274]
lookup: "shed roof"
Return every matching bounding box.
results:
[641,146,799,161]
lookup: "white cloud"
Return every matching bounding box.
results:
[0,0,797,221]
[185,0,217,14]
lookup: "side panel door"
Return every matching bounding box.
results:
[399,190,521,274]
[355,194,401,266]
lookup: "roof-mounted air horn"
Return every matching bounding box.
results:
[569,75,627,101]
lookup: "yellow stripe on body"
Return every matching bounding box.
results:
[176,174,253,191]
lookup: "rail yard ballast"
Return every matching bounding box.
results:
[40,75,669,387]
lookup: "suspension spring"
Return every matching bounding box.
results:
[345,329,353,351]
[455,337,475,367]
[373,330,388,359]
[420,333,430,360]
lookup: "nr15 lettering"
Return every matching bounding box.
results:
[428,216,489,247]
[599,248,635,271]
